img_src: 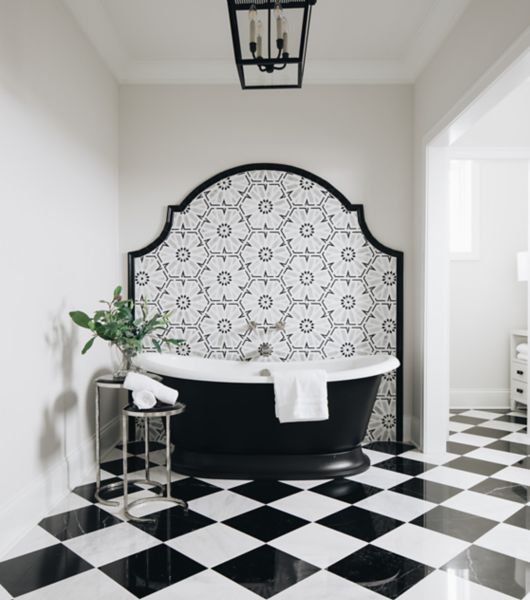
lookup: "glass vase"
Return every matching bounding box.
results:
[110,345,138,379]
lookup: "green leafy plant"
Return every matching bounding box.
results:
[69,286,183,358]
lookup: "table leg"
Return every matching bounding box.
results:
[144,414,150,481]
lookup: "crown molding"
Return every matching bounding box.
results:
[64,0,471,85]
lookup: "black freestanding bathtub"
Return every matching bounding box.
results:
[134,353,399,479]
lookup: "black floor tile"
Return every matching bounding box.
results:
[73,477,143,503]
[447,441,477,455]
[486,439,530,456]
[389,479,461,504]
[165,477,222,501]
[318,505,403,542]
[215,545,318,599]
[100,544,204,598]
[231,480,300,504]
[116,440,166,454]
[130,507,214,541]
[376,456,435,476]
[463,426,509,439]
[442,545,527,599]
[470,478,530,503]
[514,456,530,470]
[311,478,382,504]
[493,414,526,425]
[224,506,308,542]
[449,415,485,425]
[505,505,530,530]
[363,441,416,455]
[446,456,504,477]
[411,505,497,542]
[39,505,121,541]
[100,456,155,476]
[0,544,92,597]
[329,545,433,599]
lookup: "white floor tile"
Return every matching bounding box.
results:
[448,432,497,447]
[347,466,412,489]
[466,447,525,466]
[373,523,468,568]
[355,490,435,522]
[281,479,331,490]
[189,490,261,521]
[15,568,136,600]
[3,526,59,560]
[461,410,510,420]
[63,521,159,567]
[481,420,526,432]
[417,466,487,489]
[501,432,530,445]
[47,492,92,516]
[198,478,252,489]
[399,569,515,600]
[495,466,530,487]
[476,523,530,562]
[270,491,349,522]
[363,449,393,465]
[272,570,384,600]
[448,421,474,432]
[269,523,366,568]
[147,569,261,600]
[400,449,459,465]
[442,490,520,522]
[166,523,261,568]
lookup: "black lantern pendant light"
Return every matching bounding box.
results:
[227,0,317,90]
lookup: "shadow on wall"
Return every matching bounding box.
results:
[40,308,114,499]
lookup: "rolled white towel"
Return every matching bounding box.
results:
[516,343,528,354]
[132,389,157,410]
[517,353,528,361]
[124,372,179,405]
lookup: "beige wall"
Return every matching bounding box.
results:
[0,0,119,554]
[119,83,414,434]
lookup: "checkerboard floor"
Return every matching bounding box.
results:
[1,409,530,599]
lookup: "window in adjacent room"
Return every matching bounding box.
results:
[449,160,479,260]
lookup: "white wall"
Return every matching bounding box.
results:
[413,0,530,446]
[450,161,528,407]
[0,0,119,555]
[119,83,414,434]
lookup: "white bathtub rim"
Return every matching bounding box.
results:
[133,352,400,385]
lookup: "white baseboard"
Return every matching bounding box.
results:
[0,416,120,558]
[450,388,510,409]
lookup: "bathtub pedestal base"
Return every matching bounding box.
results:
[171,447,370,480]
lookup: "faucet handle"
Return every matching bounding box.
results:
[247,320,258,333]
[274,320,286,331]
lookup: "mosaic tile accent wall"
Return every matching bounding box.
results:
[130,167,402,441]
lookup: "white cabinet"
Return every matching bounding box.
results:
[510,329,528,409]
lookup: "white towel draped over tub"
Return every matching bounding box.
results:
[271,369,328,423]
[123,372,179,405]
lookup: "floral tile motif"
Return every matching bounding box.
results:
[132,168,400,442]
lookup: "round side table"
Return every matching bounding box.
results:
[94,375,163,506]
[122,401,188,522]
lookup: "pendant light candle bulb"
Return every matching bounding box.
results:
[249,5,257,21]
[250,19,256,44]
[274,0,282,18]
[276,15,282,41]
[282,16,289,33]
[283,31,288,54]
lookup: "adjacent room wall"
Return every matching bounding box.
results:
[413,0,530,446]
[0,0,119,555]
[119,83,413,435]
[450,160,528,408]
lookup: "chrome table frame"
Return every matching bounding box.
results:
[122,402,188,522]
[94,376,163,506]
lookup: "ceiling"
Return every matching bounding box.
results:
[63,0,471,84]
